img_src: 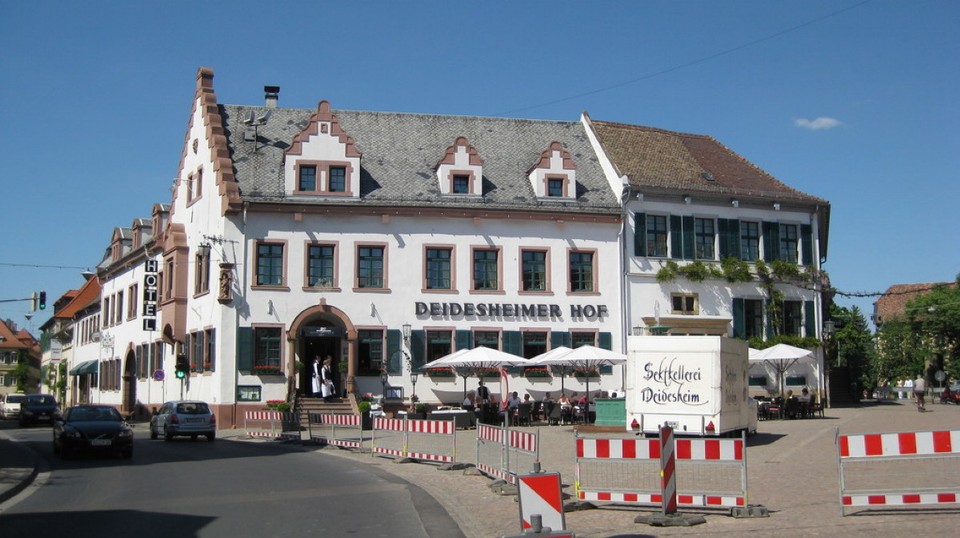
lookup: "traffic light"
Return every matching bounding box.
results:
[175,354,189,379]
[38,291,46,310]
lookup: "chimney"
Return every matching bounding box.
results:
[264,86,280,108]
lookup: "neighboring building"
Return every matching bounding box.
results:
[873,282,955,328]
[45,273,103,406]
[74,67,831,424]
[0,318,41,395]
[586,119,831,399]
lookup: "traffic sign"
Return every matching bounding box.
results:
[518,472,565,533]
[153,369,165,381]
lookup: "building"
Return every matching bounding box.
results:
[0,318,40,395]
[64,67,831,425]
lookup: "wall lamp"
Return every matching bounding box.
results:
[631,326,644,336]
[683,195,692,205]
[402,323,412,346]
[773,202,781,211]
[731,199,740,208]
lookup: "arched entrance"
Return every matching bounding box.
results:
[288,301,357,396]
[122,348,137,415]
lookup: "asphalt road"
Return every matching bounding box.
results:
[0,423,463,537]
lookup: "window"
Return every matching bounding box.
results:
[569,251,594,293]
[425,247,452,290]
[744,299,764,339]
[785,375,807,386]
[127,284,138,320]
[473,249,499,291]
[521,250,547,292]
[522,331,548,359]
[298,164,317,191]
[256,242,284,286]
[740,221,760,261]
[452,174,470,194]
[194,247,210,295]
[694,217,715,260]
[672,293,698,314]
[329,166,346,192]
[357,246,385,289]
[779,224,799,263]
[646,215,668,257]
[357,330,384,374]
[783,300,802,336]
[254,327,282,371]
[749,376,768,387]
[474,330,500,350]
[425,330,453,363]
[190,331,204,372]
[547,177,564,197]
[307,244,336,288]
[571,332,596,348]
[205,328,216,372]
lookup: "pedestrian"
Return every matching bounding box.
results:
[310,356,322,398]
[321,356,336,402]
[914,374,926,411]
[477,380,490,404]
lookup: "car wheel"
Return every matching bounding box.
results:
[150,424,158,440]
[121,448,133,459]
[206,432,215,442]
[53,439,60,455]
[164,427,173,442]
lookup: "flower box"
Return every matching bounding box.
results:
[425,368,454,378]
[253,365,282,375]
[523,367,552,378]
[478,368,501,378]
[573,368,600,378]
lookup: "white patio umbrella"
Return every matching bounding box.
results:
[531,346,573,394]
[749,343,815,397]
[422,346,529,402]
[534,345,626,422]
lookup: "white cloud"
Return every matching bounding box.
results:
[795,117,842,130]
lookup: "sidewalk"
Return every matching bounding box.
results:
[4,402,958,536]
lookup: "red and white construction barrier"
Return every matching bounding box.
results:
[244,410,300,441]
[307,412,365,448]
[476,423,540,485]
[575,433,748,509]
[372,416,457,463]
[518,472,565,532]
[837,429,960,515]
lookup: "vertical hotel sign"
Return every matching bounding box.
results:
[142,259,158,331]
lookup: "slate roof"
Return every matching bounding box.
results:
[590,120,828,204]
[220,105,621,216]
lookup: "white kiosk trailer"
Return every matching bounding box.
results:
[625,336,757,437]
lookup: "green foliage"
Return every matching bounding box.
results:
[720,257,752,283]
[358,401,371,413]
[656,260,679,283]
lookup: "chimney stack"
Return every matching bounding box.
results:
[264,86,280,108]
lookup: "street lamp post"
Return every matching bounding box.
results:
[410,371,419,402]
[380,370,388,401]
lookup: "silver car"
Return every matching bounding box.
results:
[150,400,216,441]
[1,393,25,420]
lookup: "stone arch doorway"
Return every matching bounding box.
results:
[122,347,137,415]
[288,301,357,396]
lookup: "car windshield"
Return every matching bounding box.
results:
[175,402,210,415]
[69,407,121,421]
[26,395,56,405]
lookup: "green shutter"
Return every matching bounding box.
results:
[386,329,402,373]
[732,298,745,339]
[409,330,425,371]
[718,219,740,260]
[670,215,683,259]
[682,216,695,260]
[762,221,779,262]
[503,331,522,373]
[804,300,815,338]
[237,327,253,372]
[765,300,774,340]
[634,212,646,256]
[599,332,613,374]
[801,224,813,265]
[456,330,472,351]
[550,331,567,350]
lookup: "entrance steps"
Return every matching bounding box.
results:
[298,396,355,425]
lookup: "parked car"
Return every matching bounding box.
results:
[20,394,60,426]
[1,393,26,420]
[53,405,134,459]
[150,400,216,441]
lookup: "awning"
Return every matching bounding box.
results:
[69,360,99,375]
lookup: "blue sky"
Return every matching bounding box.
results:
[2,0,957,333]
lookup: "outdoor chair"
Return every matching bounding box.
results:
[517,403,532,426]
[546,403,561,425]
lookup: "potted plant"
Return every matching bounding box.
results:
[411,402,429,419]
[358,400,373,430]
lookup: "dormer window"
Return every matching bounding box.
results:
[528,141,577,200]
[436,137,484,196]
[285,101,362,199]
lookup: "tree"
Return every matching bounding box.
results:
[826,305,874,394]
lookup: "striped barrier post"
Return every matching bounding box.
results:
[660,426,677,515]
[518,472,565,532]
[837,428,960,515]
[372,416,457,463]
[244,411,299,441]
[476,423,541,485]
[307,412,365,448]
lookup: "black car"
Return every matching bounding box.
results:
[19,394,60,426]
[53,405,133,459]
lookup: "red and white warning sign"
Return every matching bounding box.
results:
[518,472,565,532]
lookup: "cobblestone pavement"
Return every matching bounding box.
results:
[285,400,960,537]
